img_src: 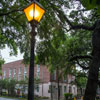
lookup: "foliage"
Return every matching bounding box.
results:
[35,0,95,75]
[36,29,92,75]
[0,79,10,90]
[0,0,31,62]
[0,0,69,64]
[64,93,73,100]
[0,57,5,68]
[0,0,95,67]
[81,0,100,14]
[36,17,66,72]
[75,71,87,88]
[81,0,100,9]
[18,79,28,84]
[0,57,5,75]
[8,79,16,95]
[0,79,16,96]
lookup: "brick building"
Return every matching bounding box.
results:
[2,60,77,99]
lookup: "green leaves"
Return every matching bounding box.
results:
[0,0,30,58]
[81,0,100,14]
[81,0,96,9]
[0,57,4,75]
[76,76,87,88]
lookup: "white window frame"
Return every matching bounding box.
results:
[18,67,21,81]
[36,64,40,79]
[36,84,39,92]
[13,68,16,79]
[64,86,67,93]
[3,70,6,79]
[52,70,56,80]
[9,68,12,80]
[64,76,67,82]
[24,67,27,80]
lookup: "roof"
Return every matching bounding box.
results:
[2,59,23,68]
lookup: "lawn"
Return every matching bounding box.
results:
[0,95,27,100]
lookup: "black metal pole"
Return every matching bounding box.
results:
[28,22,36,100]
[28,0,40,100]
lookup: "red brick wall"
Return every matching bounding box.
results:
[2,60,51,83]
[2,60,74,84]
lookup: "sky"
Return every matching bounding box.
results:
[1,46,23,64]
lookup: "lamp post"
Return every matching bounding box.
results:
[24,1,45,100]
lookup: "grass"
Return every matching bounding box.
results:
[0,95,27,100]
[0,95,49,100]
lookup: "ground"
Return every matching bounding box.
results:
[0,97,50,100]
[0,97,18,100]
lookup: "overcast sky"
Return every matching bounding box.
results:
[1,46,23,63]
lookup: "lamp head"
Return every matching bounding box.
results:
[24,0,45,22]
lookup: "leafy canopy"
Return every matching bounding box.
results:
[81,0,100,14]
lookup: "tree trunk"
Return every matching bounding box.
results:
[80,87,82,96]
[0,88,2,96]
[51,82,53,100]
[84,20,100,100]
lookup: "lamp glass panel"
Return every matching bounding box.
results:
[24,3,45,22]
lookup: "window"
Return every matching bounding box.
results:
[24,67,27,80]
[72,76,75,82]
[36,64,40,79]
[36,85,39,92]
[9,68,12,80]
[64,86,67,93]
[64,76,67,82]
[53,71,56,80]
[3,70,6,79]
[48,85,54,93]
[51,70,56,80]
[59,86,62,96]
[13,68,16,79]
[73,87,76,93]
[69,86,72,93]
[18,67,21,81]
[48,85,51,93]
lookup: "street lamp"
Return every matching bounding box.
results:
[24,1,45,100]
[24,0,45,22]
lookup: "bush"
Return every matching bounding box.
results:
[64,93,72,100]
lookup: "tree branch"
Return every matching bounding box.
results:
[0,9,23,16]
[24,0,30,3]
[76,60,89,70]
[70,55,92,61]
[62,11,95,31]
[50,2,95,31]
[76,73,87,78]
[7,15,25,29]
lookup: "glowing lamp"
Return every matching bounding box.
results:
[24,1,45,22]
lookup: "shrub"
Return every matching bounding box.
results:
[64,93,72,100]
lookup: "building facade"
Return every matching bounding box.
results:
[2,60,77,98]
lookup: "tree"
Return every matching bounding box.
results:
[0,79,16,96]
[36,21,66,100]
[0,0,31,61]
[0,79,7,95]
[8,79,16,96]
[75,71,87,95]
